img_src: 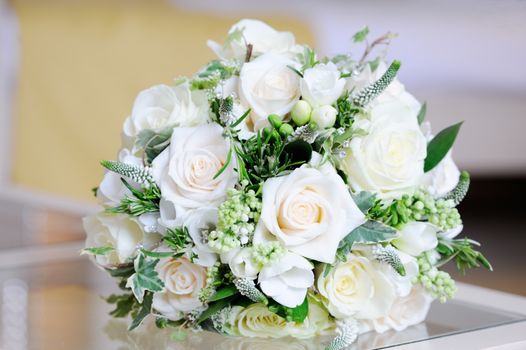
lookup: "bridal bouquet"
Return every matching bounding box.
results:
[83,19,492,349]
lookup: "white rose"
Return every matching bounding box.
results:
[123,83,210,144]
[152,257,207,321]
[83,213,144,267]
[366,286,433,333]
[316,253,396,320]
[421,150,460,197]
[97,149,142,206]
[220,247,260,279]
[346,62,421,114]
[393,222,438,257]
[184,207,219,267]
[208,19,298,61]
[254,161,364,263]
[151,124,237,221]
[311,105,337,129]
[341,100,427,198]
[239,53,301,130]
[258,252,314,308]
[300,62,345,107]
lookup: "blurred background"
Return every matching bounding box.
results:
[0,0,525,348]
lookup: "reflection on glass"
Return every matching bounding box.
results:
[1,279,28,350]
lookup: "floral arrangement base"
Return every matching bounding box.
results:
[83,19,492,349]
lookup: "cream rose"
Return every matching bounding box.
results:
[208,19,298,61]
[152,257,207,321]
[239,53,301,130]
[316,253,396,320]
[84,213,146,267]
[258,252,314,307]
[151,124,237,221]
[365,286,433,333]
[393,222,438,257]
[123,83,210,145]
[254,161,364,263]
[300,62,345,107]
[341,100,427,198]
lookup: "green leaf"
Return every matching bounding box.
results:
[213,147,233,180]
[352,191,376,214]
[129,292,153,331]
[424,122,463,172]
[417,102,427,125]
[208,285,238,302]
[82,246,114,256]
[106,264,135,278]
[140,249,175,259]
[106,294,137,318]
[128,253,164,303]
[136,128,173,164]
[338,220,397,257]
[197,296,234,324]
[268,296,309,323]
[352,26,369,43]
[230,108,251,128]
[163,227,191,253]
[281,139,313,166]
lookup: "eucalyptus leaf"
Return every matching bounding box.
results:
[352,191,376,214]
[338,220,397,258]
[424,122,463,172]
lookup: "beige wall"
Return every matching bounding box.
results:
[9,0,314,202]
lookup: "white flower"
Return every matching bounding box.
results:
[184,207,219,267]
[83,213,149,267]
[365,286,433,333]
[300,62,345,107]
[152,257,207,321]
[311,105,337,129]
[208,19,298,61]
[258,252,314,308]
[232,297,332,340]
[341,100,427,198]
[122,83,210,145]
[239,53,301,131]
[151,124,237,221]
[346,62,421,114]
[97,149,142,206]
[254,161,364,263]
[438,224,463,240]
[421,150,460,197]
[316,253,396,320]
[393,222,438,257]
[221,247,260,280]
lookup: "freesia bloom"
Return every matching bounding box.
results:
[152,257,207,320]
[393,222,438,256]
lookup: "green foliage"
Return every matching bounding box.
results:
[106,264,135,278]
[82,246,114,256]
[163,227,191,254]
[197,296,235,324]
[352,60,401,107]
[442,171,470,206]
[136,128,173,165]
[192,60,238,90]
[128,252,164,303]
[352,26,369,43]
[106,293,139,318]
[337,221,397,260]
[268,296,309,323]
[129,292,153,331]
[106,178,161,216]
[424,122,463,172]
[417,102,427,125]
[437,238,492,273]
[351,191,376,214]
[334,91,360,130]
[299,47,319,72]
[208,285,239,302]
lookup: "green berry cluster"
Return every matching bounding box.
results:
[208,183,262,254]
[414,253,457,303]
[369,189,461,231]
[251,242,286,267]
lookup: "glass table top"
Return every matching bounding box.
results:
[0,254,524,350]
